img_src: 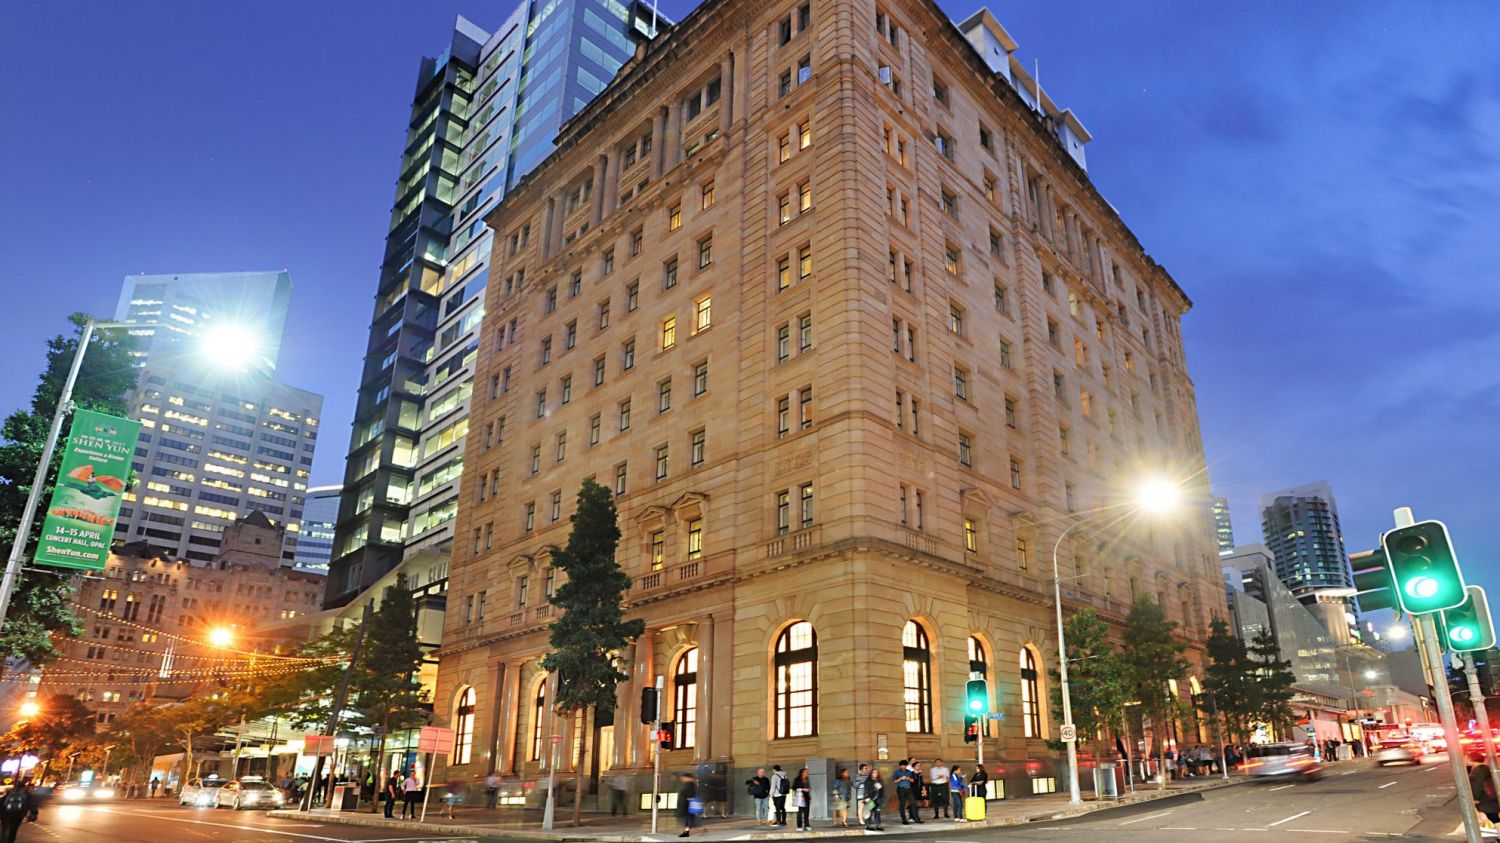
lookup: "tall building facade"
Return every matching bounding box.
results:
[1259,481,1350,595]
[292,485,341,573]
[327,5,669,609]
[434,0,1224,803]
[115,271,291,373]
[1211,495,1234,555]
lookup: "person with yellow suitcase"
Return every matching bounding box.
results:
[964,764,988,822]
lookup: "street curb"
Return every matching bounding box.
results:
[267,778,1249,842]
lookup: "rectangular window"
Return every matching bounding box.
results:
[779,194,792,225]
[701,182,715,209]
[593,356,606,386]
[565,321,577,349]
[540,337,552,364]
[799,386,813,429]
[1010,456,1022,489]
[776,490,791,534]
[777,324,791,362]
[664,256,678,289]
[655,444,670,481]
[599,299,611,329]
[944,244,960,275]
[650,530,665,570]
[602,248,615,275]
[779,134,791,163]
[669,205,682,231]
[630,229,643,256]
[687,519,703,559]
[627,281,639,311]
[698,237,713,268]
[958,432,972,466]
[589,414,601,445]
[797,56,811,85]
[524,502,536,532]
[799,483,814,527]
[695,296,712,331]
[1005,397,1017,428]
[799,121,811,149]
[994,284,1009,315]
[615,462,628,495]
[948,304,964,335]
[560,375,572,404]
[550,490,562,522]
[954,366,969,400]
[777,257,791,291]
[535,389,547,418]
[799,181,812,212]
[999,339,1013,369]
[777,396,791,438]
[555,431,567,462]
[658,378,672,413]
[798,313,812,351]
[662,316,677,349]
[693,360,709,395]
[691,429,706,467]
[619,399,632,431]
[964,518,978,552]
[798,245,812,278]
[622,338,636,370]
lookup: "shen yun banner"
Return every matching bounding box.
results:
[34,409,141,571]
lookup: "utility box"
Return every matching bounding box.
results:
[806,757,835,820]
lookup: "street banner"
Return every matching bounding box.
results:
[303,735,336,756]
[34,410,141,571]
[417,725,455,755]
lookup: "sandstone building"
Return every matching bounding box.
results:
[434,0,1225,806]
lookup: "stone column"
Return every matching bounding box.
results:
[650,109,668,180]
[663,102,682,170]
[718,55,734,137]
[589,154,608,227]
[614,642,637,770]
[696,614,714,762]
[486,661,508,775]
[498,660,522,775]
[631,629,657,767]
[602,149,621,215]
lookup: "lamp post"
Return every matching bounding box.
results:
[1051,478,1184,805]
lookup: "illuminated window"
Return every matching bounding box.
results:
[531,679,548,760]
[1020,648,1041,738]
[774,622,818,738]
[453,687,476,765]
[687,519,703,559]
[650,530,664,570]
[675,648,699,748]
[903,620,932,733]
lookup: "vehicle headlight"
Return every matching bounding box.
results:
[273,793,284,802]
[96,788,115,798]
[63,789,85,801]
[243,793,258,801]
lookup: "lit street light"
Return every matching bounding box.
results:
[208,627,235,648]
[18,701,39,718]
[1054,476,1188,805]
[200,322,266,372]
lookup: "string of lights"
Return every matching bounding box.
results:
[3,658,333,683]
[67,600,337,662]
[56,636,344,665]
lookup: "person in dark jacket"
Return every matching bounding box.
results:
[969,764,989,798]
[745,769,771,823]
[768,765,789,826]
[675,773,698,838]
[382,773,399,818]
[1471,763,1500,823]
[0,776,39,843]
[792,768,812,831]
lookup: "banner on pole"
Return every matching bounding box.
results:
[34,410,141,571]
[417,726,455,755]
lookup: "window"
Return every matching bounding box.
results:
[701,182,715,209]
[655,444,670,481]
[560,375,572,404]
[555,431,567,462]
[940,188,957,217]
[622,338,636,371]
[799,121,811,149]
[619,398,632,430]
[778,16,792,45]
[799,245,812,278]
[698,237,713,269]
[630,229,643,256]
[799,387,813,429]
[1016,537,1029,570]
[669,205,682,231]
[545,286,558,313]
[779,70,792,98]
[662,316,677,349]
[798,2,810,31]
[979,125,993,151]
[531,679,548,760]
[964,518,978,552]
[777,257,791,291]
[691,429,706,467]
[776,396,791,438]
[602,249,615,275]
[903,620,932,733]
[550,490,562,522]
[565,321,577,349]
[932,78,948,105]
[674,648,699,748]
[999,338,1013,369]
[627,281,639,311]
[540,337,552,364]
[453,687,476,765]
[798,313,812,351]
[774,621,818,738]
[693,361,709,395]
[1004,396,1017,428]
[658,378,672,413]
[1020,649,1041,738]
[797,56,811,85]
[799,181,812,212]
[776,490,791,534]
[686,519,703,559]
[779,193,792,225]
[948,304,964,335]
[958,432,972,466]
[615,462,629,495]
[664,256,678,289]
[779,134,791,163]
[944,244,960,275]
[799,482,814,527]
[649,529,665,569]
[535,390,547,418]
[593,356,606,386]
[589,414,601,445]
[525,502,536,532]
[518,575,530,607]
[694,296,712,331]
[954,366,970,400]
[1009,456,1022,489]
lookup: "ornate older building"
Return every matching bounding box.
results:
[434,0,1225,808]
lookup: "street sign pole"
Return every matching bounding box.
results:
[651,675,664,834]
[1396,507,1482,843]
[1459,653,1500,806]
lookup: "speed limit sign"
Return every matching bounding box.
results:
[1060,724,1077,742]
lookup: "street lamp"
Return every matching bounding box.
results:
[199,323,265,372]
[18,701,39,719]
[208,627,235,648]
[1053,477,1186,805]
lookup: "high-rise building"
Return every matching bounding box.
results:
[293,485,341,573]
[1211,495,1234,555]
[327,4,669,609]
[433,0,1223,800]
[1259,481,1351,595]
[115,271,291,373]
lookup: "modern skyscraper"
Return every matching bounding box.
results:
[1259,481,1351,596]
[1211,495,1235,555]
[432,0,1223,795]
[293,485,341,573]
[327,3,668,609]
[114,271,291,373]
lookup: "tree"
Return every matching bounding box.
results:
[1246,629,1296,739]
[540,479,644,825]
[1203,618,1255,741]
[0,693,95,760]
[354,575,428,774]
[1047,608,1128,758]
[0,315,138,663]
[1119,596,1188,789]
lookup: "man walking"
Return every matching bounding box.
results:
[769,765,789,827]
[607,772,629,817]
[745,768,771,824]
[148,777,160,799]
[928,759,950,820]
[853,764,871,827]
[893,760,920,825]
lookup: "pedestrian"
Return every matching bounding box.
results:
[149,776,160,798]
[676,773,700,838]
[949,766,965,821]
[793,767,812,831]
[909,761,927,822]
[401,768,421,819]
[831,768,851,827]
[0,775,38,843]
[893,759,920,825]
[852,763,871,827]
[969,763,989,800]
[928,758,950,819]
[769,764,789,826]
[484,771,501,810]
[607,771,628,816]
[1472,763,1500,824]
[382,773,399,818]
[862,768,884,831]
[745,768,771,824]
[441,777,464,819]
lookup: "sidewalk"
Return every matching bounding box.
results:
[269,772,1251,841]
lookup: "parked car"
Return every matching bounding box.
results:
[1375,741,1422,766]
[214,777,285,810]
[179,775,229,807]
[1244,742,1325,782]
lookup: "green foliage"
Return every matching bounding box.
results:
[1203,617,1255,740]
[1119,596,1188,776]
[1047,607,1128,752]
[1246,628,1297,737]
[541,479,644,717]
[0,693,96,758]
[0,315,138,663]
[355,574,427,731]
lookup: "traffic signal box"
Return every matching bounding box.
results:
[1382,520,1467,615]
[964,679,987,743]
[640,687,659,724]
[1442,585,1496,653]
[1351,549,1396,612]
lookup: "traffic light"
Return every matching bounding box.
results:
[966,679,988,716]
[1382,520,1466,615]
[1351,549,1396,612]
[640,687,659,724]
[657,722,675,750]
[963,715,980,743]
[1442,586,1495,653]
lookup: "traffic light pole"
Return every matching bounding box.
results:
[650,675,663,835]
[1459,653,1500,804]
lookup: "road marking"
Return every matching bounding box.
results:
[1289,830,1346,835]
[1119,809,1174,825]
[1267,783,1297,792]
[1269,811,1312,828]
[79,807,360,842]
[1161,827,1198,831]
[1379,781,1398,789]
[1341,769,1360,775]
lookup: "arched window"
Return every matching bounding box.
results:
[531,678,547,761]
[774,621,817,738]
[967,636,988,679]
[903,620,932,733]
[1019,648,1041,738]
[674,648,699,749]
[453,687,476,765]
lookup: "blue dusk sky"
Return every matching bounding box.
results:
[1,1,1496,585]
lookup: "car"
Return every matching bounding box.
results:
[179,775,229,807]
[214,777,286,810]
[55,782,116,802]
[1374,742,1422,766]
[1243,742,1325,782]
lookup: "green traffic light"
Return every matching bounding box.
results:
[1443,586,1495,653]
[1383,521,1465,615]
[1452,626,1477,644]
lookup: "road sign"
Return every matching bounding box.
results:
[1060,724,1077,742]
[303,735,336,756]
[417,725,456,755]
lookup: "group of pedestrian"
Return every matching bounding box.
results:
[1166,745,1221,778]
[742,758,987,834]
[890,758,987,825]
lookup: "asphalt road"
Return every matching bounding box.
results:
[18,758,1483,842]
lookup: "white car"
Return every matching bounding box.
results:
[179,776,228,807]
[214,778,285,810]
[56,782,115,802]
